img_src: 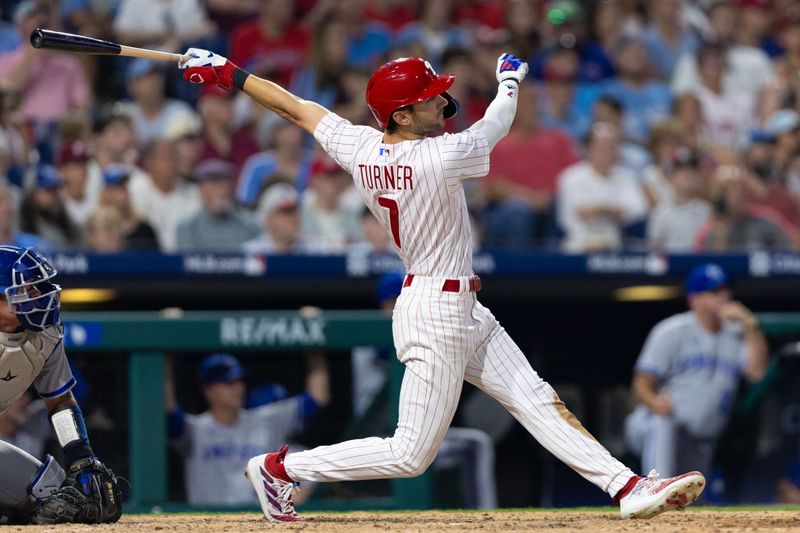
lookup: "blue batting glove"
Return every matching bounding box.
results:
[496,53,529,85]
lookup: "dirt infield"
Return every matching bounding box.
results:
[6,509,800,532]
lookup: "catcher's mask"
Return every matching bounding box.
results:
[0,246,61,331]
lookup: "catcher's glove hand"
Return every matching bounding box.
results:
[30,486,86,525]
[67,457,123,523]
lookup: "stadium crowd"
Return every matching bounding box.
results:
[1,0,800,253]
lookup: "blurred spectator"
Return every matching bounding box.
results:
[350,207,393,255]
[19,164,80,248]
[696,165,794,251]
[292,18,349,111]
[533,0,614,83]
[98,164,159,249]
[0,180,43,248]
[237,121,307,208]
[440,48,492,134]
[91,109,141,171]
[176,159,260,252]
[204,0,261,36]
[0,90,27,176]
[0,5,20,53]
[395,0,472,69]
[165,352,329,506]
[165,113,205,180]
[737,0,781,57]
[625,263,768,478]
[741,129,800,230]
[0,1,91,124]
[122,59,198,144]
[536,45,599,139]
[56,139,98,230]
[484,81,578,249]
[331,0,392,69]
[243,183,305,254]
[504,0,540,61]
[647,148,711,252]
[672,1,774,104]
[591,95,651,173]
[601,36,672,145]
[585,0,625,76]
[671,92,704,151]
[197,87,259,174]
[128,138,201,251]
[228,0,309,88]
[113,0,214,52]
[557,122,648,252]
[642,120,683,208]
[692,43,756,150]
[363,0,416,32]
[641,0,700,80]
[84,205,127,253]
[0,391,50,460]
[300,156,362,253]
[765,109,800,172]
[765,17,800,120]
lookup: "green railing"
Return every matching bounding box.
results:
[62,310,431,512]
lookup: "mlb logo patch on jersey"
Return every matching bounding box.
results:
[378,147,390,156]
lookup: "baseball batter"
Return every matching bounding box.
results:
[0,246,121,524]
[180,49,705,521]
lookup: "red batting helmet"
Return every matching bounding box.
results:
[366,57,460,129]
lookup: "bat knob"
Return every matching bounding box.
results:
[30,28,44,48]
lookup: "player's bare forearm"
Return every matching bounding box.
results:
[241,75,329,135]
[304,350,331,407]
[743,323,769,382]
[632,373,671,416]
[43,391,78,413]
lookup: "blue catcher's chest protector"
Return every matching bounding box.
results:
[0,246,61,331]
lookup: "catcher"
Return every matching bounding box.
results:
[0,246,121,525]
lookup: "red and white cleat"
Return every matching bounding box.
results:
[245,445,304,522]
[617,470,705,519]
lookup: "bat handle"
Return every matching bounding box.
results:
[119,45,188,64]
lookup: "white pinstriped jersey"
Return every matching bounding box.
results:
[314,113,490,277]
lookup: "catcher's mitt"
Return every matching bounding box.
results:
[30,486,85,525]
[67,457,123,523]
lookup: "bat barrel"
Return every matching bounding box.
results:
[29,28,121,55]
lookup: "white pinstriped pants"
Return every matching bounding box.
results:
[284,276,634,497]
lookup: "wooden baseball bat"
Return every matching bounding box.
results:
[30,28,187,63]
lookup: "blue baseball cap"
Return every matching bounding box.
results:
[377,272,404,305]
[685,264,728,295]
[126,58,161,84]
[102,164,131,186]
[35,165,60,190]
[198,353,244,385]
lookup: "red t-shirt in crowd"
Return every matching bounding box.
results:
[229,20,309,88]
[199,129,260,179]
[488,129,579,193]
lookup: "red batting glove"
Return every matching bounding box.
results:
[180,48,238,91]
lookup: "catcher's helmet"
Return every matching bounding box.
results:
[366,57,460,129]
[0,246,61,331]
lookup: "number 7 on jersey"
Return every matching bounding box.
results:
[377,196,401,249]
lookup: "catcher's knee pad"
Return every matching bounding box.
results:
[28,455,66,500]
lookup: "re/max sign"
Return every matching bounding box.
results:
[220,317,326,347]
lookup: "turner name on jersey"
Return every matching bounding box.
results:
[356,164,414,191]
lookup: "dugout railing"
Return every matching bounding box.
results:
[60,310,800,512]
[61,310,431,513]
